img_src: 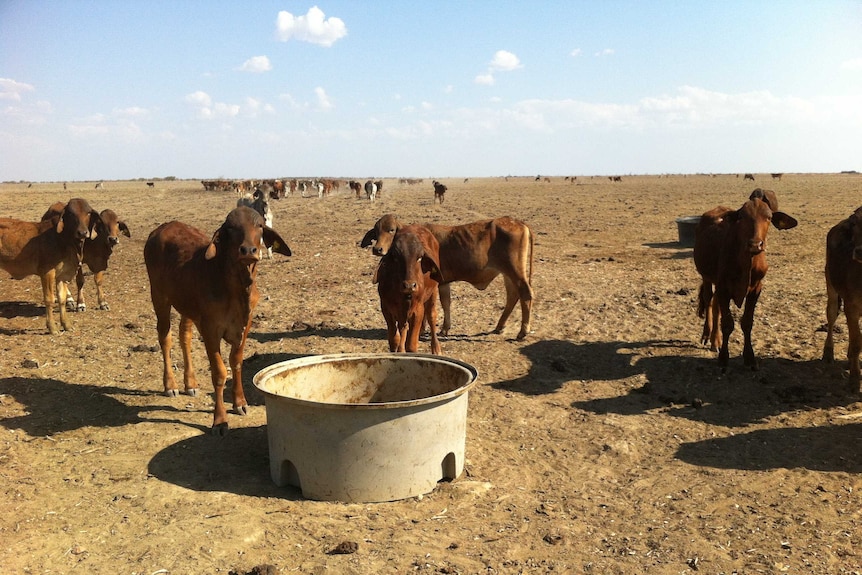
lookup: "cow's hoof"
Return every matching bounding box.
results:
[236,405,248,416]
[77,304,86,312]
[211,422,229,437]
[165,389,180,398]
[185,388,198,397]
[98,303,110,311]
[65,301,77,312]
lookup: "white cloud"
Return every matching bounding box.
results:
[315,87,333,110]
[595,48,615,57]
[841,57,862,71]
[444,85,454,94]
[238,55,272,73]
[475,73,495,86]
[0,78,35,101]
[490,50,522,71]
[185,91,212,107]
[276,6,347,47]
[570,48,582,58]
[114,106,148,117]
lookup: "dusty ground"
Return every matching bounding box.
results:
[2,174,862,574]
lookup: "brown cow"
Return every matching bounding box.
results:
[743,173,756,181]
[42,204,130,311]
[823,207,862,391]
[0,198,102,333]
[361,214,534,339]
[144,206,291,434]
[694,196,797,369]
[373,225,443,354]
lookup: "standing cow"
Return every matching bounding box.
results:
[144,207,291,434]
[823,207,862,391]
[373,225,443,354]
[694,194,797,369]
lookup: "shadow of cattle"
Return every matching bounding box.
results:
[0,301,44,319]
[490,339,854,428]
[675,422,862,473]
[147,424,301,499]
[0,377,195,436]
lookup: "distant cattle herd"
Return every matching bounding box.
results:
[8,173,862,435]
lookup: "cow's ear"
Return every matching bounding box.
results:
[772,212,798,230]
[263,227,292,256]
[119,221,131,237]
[360,227,377,248]
[422,252,444,283]
[205,227,221,260]
[55,209,66,233]
[89,211,105,240]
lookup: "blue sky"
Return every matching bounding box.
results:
[1,1,861,181]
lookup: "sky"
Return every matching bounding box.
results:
[1,1,861,181]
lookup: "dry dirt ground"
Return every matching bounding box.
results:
[2,174,862,575]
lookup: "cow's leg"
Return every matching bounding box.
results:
[152,295,177,396]
[405,308,423,353]
[740,290,761,369]
[709,294,722,351]
[494,275,533,340]
[40,270,59,335]
[178,315,199,396]
[845,301,862,393]
[93,270,108,310]
[74,267,87,311]
[383,310,399,352]
[227,336,249,417]
[201,330,229,435]
[718,295,734,369]
[823,285,840,363]
[56,278,71,332]
[426,296,441,355]
[438,283,452,336]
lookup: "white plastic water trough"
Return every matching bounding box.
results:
[253,353,479,503]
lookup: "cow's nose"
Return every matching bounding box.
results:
[108,236,119,246]
[402,281,417,292]
[748,239,764,253]
[372,246,383,256]
[239,245,259,258]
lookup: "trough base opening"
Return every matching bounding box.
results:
[440,452,457,482]
[280,459,301,489]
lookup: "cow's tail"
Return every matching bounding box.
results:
[526,225,534,284]
[696,281,712,318]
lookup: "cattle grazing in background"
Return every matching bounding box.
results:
[237,188,273,258]
[823,206,862,392]
[144,206,291,435]
[349,180,363,198]
[41,204,130,311]
[146,182,155,188]
[433,180,447,204]
[364,180,378,201]
[373,225,443,354]
[770,173,783,181]
[693,193,797,370]
[743,173,755,181]
[361,214,534,340]
[0,198,102,334]
[95,182,104,189]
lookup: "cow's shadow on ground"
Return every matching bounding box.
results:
[494,339,856,428]
[0,377,197,436]
[674,422,862,473]
[147,425,300,500]
[0,300,43,319]
[249,326,384,343]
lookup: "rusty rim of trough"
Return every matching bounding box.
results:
[252,352,480,410]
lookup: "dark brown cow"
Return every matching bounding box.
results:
[42,204,130,311]
[144,207,291,434]
[770,173,783,181]
[694,196,797,369]
[361,214,534,339]
[743,173,756,181]
[433,180,447,204]
[373,225,443,354]
[823,207,862,391]
[0,198,102,333]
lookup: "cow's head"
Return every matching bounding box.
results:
[96,209,131,247]
[56,198,102,250]
[361,213,401,256]
[373,225,442,299]
[730,198,798,255]
[748,188,780,212]
[205,207,291,271]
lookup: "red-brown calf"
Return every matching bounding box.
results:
[144,207,291,434]
[694,196,797,369]
[0,198,101,334]
[373,225,443,354]
[361,214,534,339]
[823,207,862,391]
